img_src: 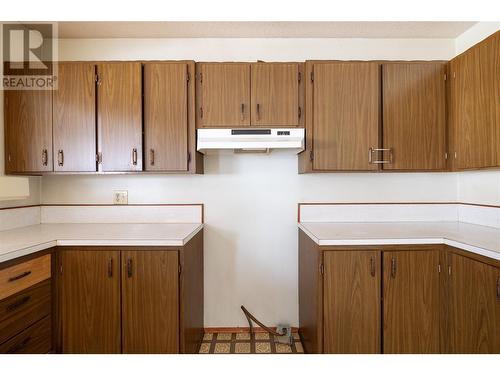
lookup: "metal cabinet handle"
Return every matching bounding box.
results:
[42,149,48,166]
[108,258,113,278]
[241,103,245,121]
[132,148,138,166]
[6,296,31,312]
[127,259,133,278]
[256,103,260,121]
[391,258,396,278]
[369,147,393,164]
[149,149,155,166]
[370,257,376,277]
[58,150,64,167]
[7,337,31,354]
[8,271,31,282]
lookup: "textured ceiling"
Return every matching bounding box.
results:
[57,21,476,39]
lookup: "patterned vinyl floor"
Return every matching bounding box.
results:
[199,332,304,354]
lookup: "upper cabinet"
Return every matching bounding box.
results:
[53,63,96,172]
[196,63,251,127]
[196,62,304,128]
[449,32,500,170]
[143,62,201,173]
[97,63,143,172]
[4,88,52,173]
[250,63,303,127]
[382,63,447,171]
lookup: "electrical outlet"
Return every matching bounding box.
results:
[113,190,128,205]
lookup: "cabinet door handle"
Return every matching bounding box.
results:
[240,103,245,121]
[127,259,133,278]
[8,271,31,282]
[298,106,302,120]
[58,150,64,167]
[6,296,31,312]
[256,103,260,121]
[42,149,48,166]
[391,258,396,278]
[132,148,138,166]
[369,148,393,164]
[108,258,113,278]
[149,149,155,166]
[370,257,376,277]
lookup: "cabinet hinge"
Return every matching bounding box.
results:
[320,263,324,275]
[187,72,190,83]
[298,72,301,83]
[309,150,314,162]
[199,107,203,118]
[96,152,102,164]
[187,151,191,164]
[310,72,314,82]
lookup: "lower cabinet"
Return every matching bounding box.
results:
[298,230,500,354]
[57,230,204,354]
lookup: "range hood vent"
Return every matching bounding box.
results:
[197,128,305,154]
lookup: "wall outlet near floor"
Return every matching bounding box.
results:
[113,190,128,205]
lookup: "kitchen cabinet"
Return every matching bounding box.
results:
[121,250,179,353]
[97,62,142,172]
[53,63,96,172]
[196,63,251,127]
[323,251,381,353]
[4,86,52,174]
[60,249,121,354]
[144,62,201,173]
[447,252,500,353]
[382,63,447,170]
[300,61,380,172]
[449,32,500,170]
[250,63,302,127]
[383,250,441,353]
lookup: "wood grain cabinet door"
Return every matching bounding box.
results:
[4,89,52,173]
[311,62,380,171]
[250,63,299,126]
[144,63,189,171]
[97,63,142,171]
[121,250,179,354]
[197,63,250,127]
[60,250,121,353]
[383,250,441,353]
[448,253,500,353]
[323,251,381,353]
[382,63,447,170]
[53,63,96,172]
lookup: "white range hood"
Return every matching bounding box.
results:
[197,128,305,154]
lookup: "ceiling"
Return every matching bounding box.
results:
[57,21,476,39]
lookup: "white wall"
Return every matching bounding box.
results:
[36,37,459,327]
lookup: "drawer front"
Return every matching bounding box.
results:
[0,315,52,354]
[0,254,51,300]
[0,280,51,344]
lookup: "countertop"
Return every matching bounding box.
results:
[0,223,204,263]
[299,221,500,261]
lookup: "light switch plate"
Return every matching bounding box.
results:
[113,190,128,205]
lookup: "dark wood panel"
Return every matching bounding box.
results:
[250,63,299,126]
[323,251,381,353]
[0,280,51,344]
[4,88,52,173]
[383,250,441,353]
[97,63,142,171]
[144,63,188,172]
[121,250,179,354]
[448,253,500,353]
[298,229,322,353]
[197,63,250,127]
[382,63,447,170]
[312,62,380,171]
[60,250,121,353]
[53,63,96,172]
[179,229,204,354]
[0,315,51,354]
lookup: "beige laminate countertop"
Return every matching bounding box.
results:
[299,221,500,261]
[0,223,204,263]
